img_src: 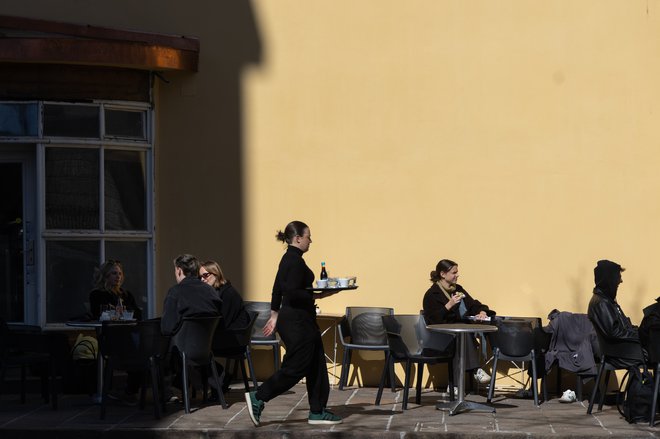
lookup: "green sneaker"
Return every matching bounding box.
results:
[308,409,342,425]
[245,391,264,426]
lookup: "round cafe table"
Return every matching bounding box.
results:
[426,323,498,416]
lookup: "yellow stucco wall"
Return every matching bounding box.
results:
[3,1,660,386]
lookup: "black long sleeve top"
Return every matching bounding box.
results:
[89,287,143,321]
[270,245,315,317]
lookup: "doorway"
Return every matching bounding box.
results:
[0,147,36,323]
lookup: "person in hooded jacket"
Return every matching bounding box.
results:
[587,259,643,369]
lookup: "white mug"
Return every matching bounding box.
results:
[338,277,350,288]
[316,279,328,288]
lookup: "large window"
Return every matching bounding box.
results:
[0,101,153,325]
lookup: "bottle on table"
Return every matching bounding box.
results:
[320,261,328,280]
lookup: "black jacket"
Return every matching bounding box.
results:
[587,260,642,367]
[216,282,250,330]
[423,282,494,325]
[160,276,222,336]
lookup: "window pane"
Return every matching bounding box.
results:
[105,241,148,316]
[46,148,99,229]
[0,103,38,136]
[45,240,99,323]
[105,109,146,139]
[105,150,146,230]
[43,104,99,138]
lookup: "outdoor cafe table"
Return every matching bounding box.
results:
[65,319,136,403]
[426,323,498,416]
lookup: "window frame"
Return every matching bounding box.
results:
[0,100,155,327]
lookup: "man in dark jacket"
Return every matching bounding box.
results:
[161,254,222,401]
[161,254,222,336]
[587,259,643,368]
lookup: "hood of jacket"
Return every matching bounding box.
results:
[593,259,623,301]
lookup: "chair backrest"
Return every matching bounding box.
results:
[344,306,394,346]
[489,318,535,357]
[171,316,221,364]
[244,301,277,341]
[212,311,258,352]
[382,314,424,357]
[647,326,660,363]
[416,314,454,353]
[592,325,644,362]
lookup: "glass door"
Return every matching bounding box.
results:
[0,146,36,323]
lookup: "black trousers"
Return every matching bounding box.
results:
[256,307,329,413]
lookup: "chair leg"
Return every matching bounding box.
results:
[402,360,412,410]
[273,345,281,370]
[587,359,605,414]
[415,362,423,405]
[530,351,539,406]
[100,359,113,420]
[389,352,396,391]
[650,364,660,426]
[375,353,390,405]
[239,358,250,392]
[598,370,611,412]
[576,375,583,401]
[339,348,351,390]
[150,357,162,419]
[246,348,258,391]
[210,357,227,409]
[181,353,191,414]
[487,350,499,403]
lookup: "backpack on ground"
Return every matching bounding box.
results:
[617,366,656,423]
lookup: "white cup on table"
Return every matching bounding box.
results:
[316,279,328,288]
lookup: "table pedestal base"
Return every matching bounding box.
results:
[436,400,495,416]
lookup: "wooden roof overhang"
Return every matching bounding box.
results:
[0,15,199,72]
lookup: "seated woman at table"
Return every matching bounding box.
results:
[200,260,250,330]
[89,260,143,321]
[422,259,496,388]
[89,260,143,405]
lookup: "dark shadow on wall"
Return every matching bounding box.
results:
[156,1,262,299]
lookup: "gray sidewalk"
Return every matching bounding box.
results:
[1,383,659,439]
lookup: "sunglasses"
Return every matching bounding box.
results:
[201,272,214,279]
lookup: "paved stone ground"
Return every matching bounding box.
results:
[1,384,660,439]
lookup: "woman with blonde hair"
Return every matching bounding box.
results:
[89,260,142,321]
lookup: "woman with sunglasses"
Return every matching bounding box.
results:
[199,260,249,330]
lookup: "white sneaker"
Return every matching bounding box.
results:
[559,389,576,403]
[473,368,491,384]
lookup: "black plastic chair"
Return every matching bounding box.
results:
[99,319,170,419]
[212,311,259,392]
[647,326,660,426]
[376,314,454,410]
[487,318,542,406]
[244,302,281,372]
[171,316,225,413]
[586,329,645,415]
[0,321,60,409]
[338,306,395,390]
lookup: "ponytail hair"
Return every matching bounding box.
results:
[275,220,309,244]
[430,259,458,282]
